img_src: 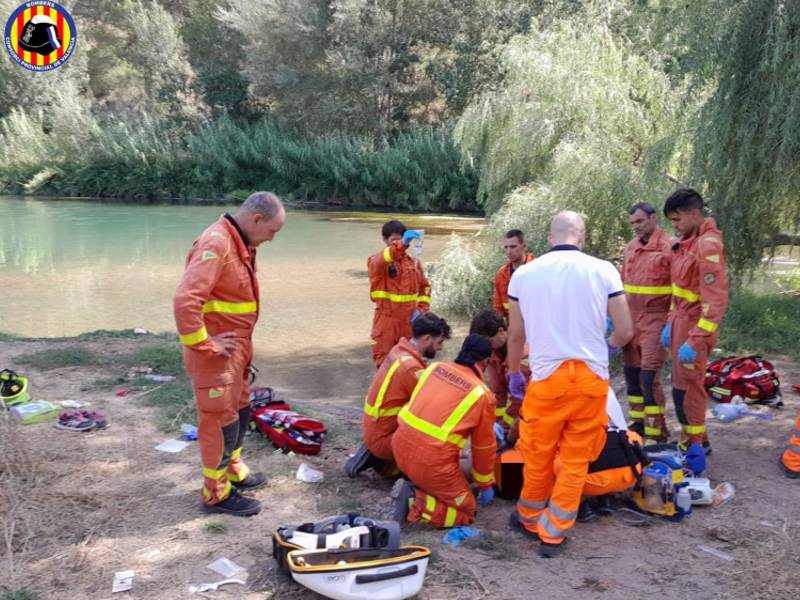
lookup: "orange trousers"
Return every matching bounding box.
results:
[191,346,253,505]
[404,463,477,528]
[516,361,608,544]
[371,312,413,367]
[670,315,715,446]
[623,311,669,441]
[782,416,800,473]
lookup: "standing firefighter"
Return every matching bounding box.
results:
[506,211,633,557]
[661,189,728,472]
[621,202,673,442]
[391,335,497,528]
[493,229,535,320]
[368,220,431,367]
[174,192,286,516]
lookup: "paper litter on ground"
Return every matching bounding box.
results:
[112,570,134,593]
[296,462,324,483]
[206,557,245,578]
[58,400,85,408]
[154,439,190,453]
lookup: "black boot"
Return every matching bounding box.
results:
[203,488,261,517]
[345,443,386,478]
[231,471,268,490]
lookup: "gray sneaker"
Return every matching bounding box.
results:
[391,479,415,523]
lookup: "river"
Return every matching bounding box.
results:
[0,197,483,400]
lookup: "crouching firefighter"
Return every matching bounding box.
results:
[391,335,497,527]
[346,312,451,478]
[781,415,800,479]
[174,192,286,516]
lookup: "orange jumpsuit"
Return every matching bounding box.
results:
[392,361,496,528]
[669,218,728,447]
[516,361,608,544]
[621,227,672,441]
[781,416,800,474]
[557,430,644,496]
[368,240,431,367]
[493,254,535,319]
[174,215,259,505]
[362,338,425,462]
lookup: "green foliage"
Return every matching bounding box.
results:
[16,347,101,370]
[718,292,800,360]
[140,379,196,431]
[3,591,39,600]
[204,522,227,534]
[128,345,184,375]
[691,0,800,276]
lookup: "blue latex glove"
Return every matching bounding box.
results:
[509,372,527,399]
[677,342,697,365]
[605,317,613,340]
[410,309,422,323]
[660,323,671,349]
[402,230,421,246]
[442,525,480,545]
[607,342,620,359]
[685,442,706,475]
[493,422,505,446]
[477,486,495,506]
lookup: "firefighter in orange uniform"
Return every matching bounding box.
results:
[174,192,285,516]
[391,335,497,528]
[781,416,800,478]
[368,220,431,367]
[661,189,728,471]
[493,229,535,320]
[621,202,673,442]
[345,313,451,478]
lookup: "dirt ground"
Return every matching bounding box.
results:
[1,334,799,600]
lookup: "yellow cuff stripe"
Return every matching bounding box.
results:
[697,318,718,332]
[624,284,672,295]
[179,326,208,346]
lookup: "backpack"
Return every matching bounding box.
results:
[249,387,326,454]
[0,369,30,408]
[704,356,782,406]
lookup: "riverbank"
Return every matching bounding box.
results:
[1,330,798,600]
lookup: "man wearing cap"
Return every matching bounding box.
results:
[506,211,633,557]
[391,335,497,528]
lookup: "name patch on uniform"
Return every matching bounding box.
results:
[703,273,716,285]
[705,254,720,263]
[208,388,225,398]
[202,250,218,261]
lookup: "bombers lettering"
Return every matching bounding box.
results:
[432,364,473,392]
[25,1,56,7]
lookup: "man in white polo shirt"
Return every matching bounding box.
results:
[506,211,633,557]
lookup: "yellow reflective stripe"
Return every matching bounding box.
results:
[179,326,208,346]
[628,395,644,405]
[472,469,494,484]
[629,410,645,419]
[365,359,403,418]
[645,405,663,415]
[623,284,673,295]
[231,448,242,460]
[709,386,731,396]
[495,406,506,418]
[203,467,225,479]
[425,495,436,512]
[383,246,393,263]
[683,424,706,434]
[444,507,458,527]
[645,426,663,437]
[697,318,718,332]
[370,291,419,303]
[502,412,514,426]
[502,302,510,310]
[672,284,700,303]
[202,300,257,314]
[417,295,431,304]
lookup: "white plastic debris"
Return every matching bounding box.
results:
[133,328,148,335]
[296,462,324,483]
[207,557,245,578]
[58,400,85,409]
[154,439,190,453]
[189,578,246,594]
[143,374,176,382]
[112,570,134,593]
[697,544,735,561]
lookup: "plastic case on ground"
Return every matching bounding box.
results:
[287,546,431,600]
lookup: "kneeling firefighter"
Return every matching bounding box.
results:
[346,312,451,477]
[392,335,497,527]
[781,415,800,479]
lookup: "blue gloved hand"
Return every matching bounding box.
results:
[678,342,697,365]
[441,525,480,546]
[607,342,620,359]
[605,317,613,340]
[685,442,706,475]
[402,230,421,246]
[660,323,671,349]
[477,486,495,506]
[509,372,527,399]
[493,422,505,446]
[410,309,422,323]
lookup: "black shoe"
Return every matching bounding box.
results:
[392,478,414,523]
[679,440,713,456]
[576,499,597,523]
[780,457,800,479]
[203,488,261,517]
[628,421,644,437]
[345,443,386,478]
[508,511,540,541]
[231,471,268,490]
[539,539,567,558]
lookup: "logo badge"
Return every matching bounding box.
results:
[4,2,76,72]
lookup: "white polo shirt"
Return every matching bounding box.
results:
[508,245,624,381]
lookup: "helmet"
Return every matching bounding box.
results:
[19,15,62,55]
